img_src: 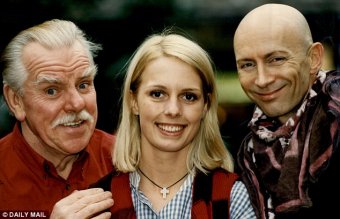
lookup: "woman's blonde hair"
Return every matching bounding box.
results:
[114,31,234,174]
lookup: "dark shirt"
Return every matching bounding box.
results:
[238,70,340,219]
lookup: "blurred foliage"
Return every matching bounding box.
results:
[0,0,339,137]
[216,72,250,104]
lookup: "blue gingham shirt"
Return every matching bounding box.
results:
[130,171,255,219]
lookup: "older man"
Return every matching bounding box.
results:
[0,19,114,218]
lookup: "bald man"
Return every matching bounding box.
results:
[233,4,340,219]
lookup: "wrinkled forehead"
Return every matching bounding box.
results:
[22,41,95,80]
[23,40,88,60]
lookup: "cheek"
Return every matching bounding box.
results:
[138,105,157,123]
[185,110,203,140]
[185,106,205,124]
[27,104,58,123]
[294,78,310,102]
[238,74,253,90]
[24,97,51,113]
[23,97,61,122]
[87,96,98,113]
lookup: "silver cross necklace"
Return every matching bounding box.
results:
[138,168,189,199]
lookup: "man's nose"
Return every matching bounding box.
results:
[64,88,86,112]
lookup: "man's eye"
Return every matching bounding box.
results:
[79,82,89,90]
[46,88,57,96]
[269,57,286,64]
[239,62,255,70]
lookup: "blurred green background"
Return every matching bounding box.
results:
[1,0,339,156]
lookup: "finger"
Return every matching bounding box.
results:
[74,191,112,207]
[56,188,106,206]
[75,198,114,218]
[91,212,112,219]
[50,189,111,219]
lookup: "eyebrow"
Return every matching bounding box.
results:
[236,50,289,63]
[236,58,253,63]
[146,84,202,92]
[34,75,61,85]
[34,66,96,85]
[263,51,288,59]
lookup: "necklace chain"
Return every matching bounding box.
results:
[138,168,188,199]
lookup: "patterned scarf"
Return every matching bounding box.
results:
[239,70,340,218]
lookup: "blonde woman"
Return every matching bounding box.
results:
[94,32,255,218]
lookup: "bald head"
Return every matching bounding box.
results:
[234,3,313,52]
[233,3,324,123]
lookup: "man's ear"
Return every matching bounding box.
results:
[129,90,139,115]
[3,85,26,121]
[309,42,324,75]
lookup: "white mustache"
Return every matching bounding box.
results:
[52,110,94,128]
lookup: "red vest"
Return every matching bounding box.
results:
[93,168,238,219]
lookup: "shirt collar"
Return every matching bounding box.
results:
[12,122,89,178]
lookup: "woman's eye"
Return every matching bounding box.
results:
[183,93,197,102]
[150,90,164,98]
